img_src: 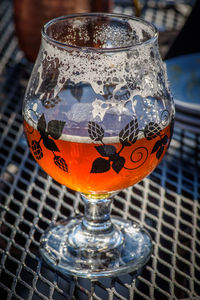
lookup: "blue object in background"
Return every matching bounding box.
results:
[166,53,200,106]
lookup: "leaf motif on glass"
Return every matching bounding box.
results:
[43,136,60,152]
[70,83,83,102]
[95,145,116,157]
[112,156,125,173]
[91,158,110,173]
[47,120,65,139]
[151,140,162,154]
[37,113,46,135]
[156,145,164,159]
[161,135,168,145]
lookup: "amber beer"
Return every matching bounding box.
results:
[24,119,171,197]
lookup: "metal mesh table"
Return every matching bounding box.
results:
[0,1,200,299]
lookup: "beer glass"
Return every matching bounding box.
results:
[23,13,174,278]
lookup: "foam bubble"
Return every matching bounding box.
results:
[24,15,173,141]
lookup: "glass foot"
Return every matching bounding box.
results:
[40,216,152,278]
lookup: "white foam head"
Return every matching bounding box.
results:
[23,14,174,140]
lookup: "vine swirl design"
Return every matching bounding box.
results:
[27,108,171,175]
[124,147,148,170]
[88,109,171,174]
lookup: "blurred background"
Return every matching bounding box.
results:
[0,1,200,300]
[1,0,197,63]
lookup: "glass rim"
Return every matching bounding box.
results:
[42,12,158,52]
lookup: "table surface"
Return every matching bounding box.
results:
[0,1,199,300]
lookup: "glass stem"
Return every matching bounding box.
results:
[81,194,114,234]
[67,195,122,253]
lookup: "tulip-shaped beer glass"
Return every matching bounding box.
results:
[23,13,174,278]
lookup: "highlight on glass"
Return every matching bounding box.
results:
[23,13,174,278]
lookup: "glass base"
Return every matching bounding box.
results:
[40,216,152,279]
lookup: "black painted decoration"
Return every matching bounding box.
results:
[88,111,171,174]
[29,113,68,172]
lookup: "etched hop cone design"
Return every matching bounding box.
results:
[54,156,68,172]
[31,140,43,160]
[144,122,161,140]
[88,121,104,141]
[119,119,139,146]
